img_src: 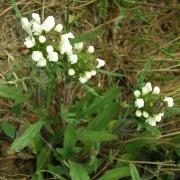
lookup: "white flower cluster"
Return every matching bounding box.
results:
[21,13,63,67]
[66,43,105,84]
[21,13,105,83]
[134,82,174,126]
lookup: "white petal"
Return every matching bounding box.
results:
[59,37,73,55]
[31,51,43,61]
[42,16,55,32]
[32,21,43,35]
[145,82,152,92]
[85,71,92,79]
[164,96,174,107]
[37,58,47,67]
[87,46,95,53]
[79,76,88,84]
[153,86,160,95]
[142,86,149,96]
[147,117,156,126]
[96,58,105,68]
[91,70,96,76]
[46,45,54,53]
[135,98,144,108]
[68,54,78,64]
[32,13,41,24]
[154,113,162,122]
[24,36,35,48]
[47,52,59,62]
[54,24,63,32]
[21,17,32,35]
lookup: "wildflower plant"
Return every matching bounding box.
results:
[21,13,105,83]
[134,82,174,126]
[1,2,178,179]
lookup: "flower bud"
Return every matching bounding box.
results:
[68,69,75,76]
[153,86,160,95]
[54,24,63,32]
[134,90,141,98]
[39,35,46,43]
[87,46,94,53]
[136,110,142,117]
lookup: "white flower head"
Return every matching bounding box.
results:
[87,46,95,53]
[134,90,141,98]
[136,110,142,117]
[31,51,43,62]
[24,36,35,48]
[143,111,149,118]
[79,76,88,84]
[68,54,78,64]
[47,52,58,62]
[54,24,63,32]
[74,42,83,51]
[68,68,75,76]
[164,96,174,107]
[42,16,55,32]
[32,13,41,24]
[46,45,54,54]
[85,71,92,79]
[91,70,96,76]
[153,86,160,95]
[21,17,32,36]
[39,35,46,43]
[96,58,105,68]
[135,98,144,108]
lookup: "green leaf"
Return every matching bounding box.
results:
[130,164,141,180]
[124,132,159,153]
[2,121,16,138]
[71,29,102,44]
[98,166,130,180]
[83,86,120,116]
[76,128,117,143]
[10,120,45,152]
[63,126,77,156]
[36,147,50,170]
[47,164,64,177]
[88,102,119,131]
[32,170,44,180]
[69,161,90,180]
[0,85,25,103]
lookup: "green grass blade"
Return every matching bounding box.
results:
[11,0,22,19]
